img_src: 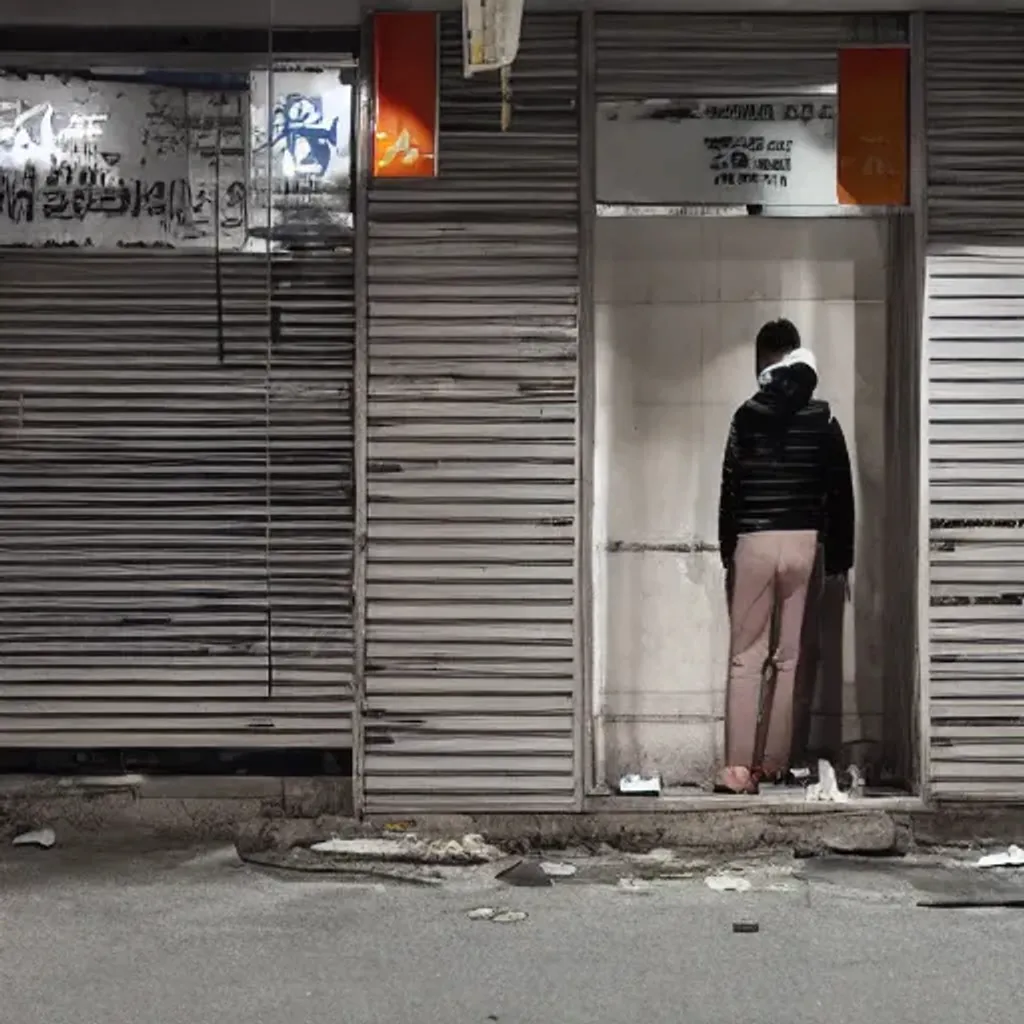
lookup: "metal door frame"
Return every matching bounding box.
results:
[909,11,930,804]
[351,14,372,818]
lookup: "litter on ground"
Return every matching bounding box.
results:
[618,774,662,796]
[804,759,849,802]
[976,845,1024,868]
[467,907,528,923]
[540,861,578,878]
[705,874,752,893]
[12,827,56,849]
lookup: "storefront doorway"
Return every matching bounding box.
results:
[586,12,920,801]
[589,211,919,797]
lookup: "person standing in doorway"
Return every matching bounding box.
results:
[715,319,854,795]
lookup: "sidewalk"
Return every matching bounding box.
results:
[3,772,1024,858]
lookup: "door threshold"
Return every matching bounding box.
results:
[585,789,924,813]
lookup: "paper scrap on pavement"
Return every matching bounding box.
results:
[491,910,528,923]
[705,874,752,893]
[977,844,1024,868]
[12,827,56,849]
[467,906,527,923]
[540,861,578,878]
[618,774,662,796]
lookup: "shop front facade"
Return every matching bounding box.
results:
[0,8,1022,810]
[0,37,361,758]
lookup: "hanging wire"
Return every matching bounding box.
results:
[213,95,225,366]
[264,0,276,697]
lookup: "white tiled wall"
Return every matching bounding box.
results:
[592,215,888,787]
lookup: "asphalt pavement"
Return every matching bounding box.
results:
[1,843,1021,1024]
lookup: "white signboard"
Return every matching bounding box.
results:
[250,69,352,241]
[0,75,246,248]
[597,99,838,208]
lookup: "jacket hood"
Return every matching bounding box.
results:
[746,347,819,418]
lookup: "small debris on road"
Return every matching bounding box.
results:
[540,861,578,878]
[732,921,760,934]
[496,859,552,888]
[618,773,662,796]
[976,845,1024,868]
[705,874,752,893]
[491,910,528,923]
[918,896,1024,909]
[12,827,56,849]
[467,907,528,923]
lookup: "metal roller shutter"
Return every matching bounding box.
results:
[595,13,906,98]
[268,249,355,737]
[926,15,1024,800]
[364,13,580,811]
[0,248,354,747]
[926,15,1024,239]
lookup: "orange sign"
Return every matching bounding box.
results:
[837,47,909,206]
[373,12,438,178]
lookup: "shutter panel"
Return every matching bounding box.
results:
[926,15,1024,799]
[595,14,906,99]
[363,13,580,811]
[926,15,1024,240]
[0,249,353,747]
[268,250,356,725]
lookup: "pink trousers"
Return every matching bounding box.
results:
[725,530,818,774]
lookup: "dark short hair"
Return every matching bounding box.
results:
[756,318,801,370]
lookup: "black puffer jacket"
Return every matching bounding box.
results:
[718,357,855,576]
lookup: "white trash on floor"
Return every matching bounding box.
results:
[467,907,528,923]
[491,910,528,923]
[12,827,56,849]
[705,874,752,893]
[977,845,1024,868]
[618,774,662,796]
[540,861,578,878]
[805,760,849,803]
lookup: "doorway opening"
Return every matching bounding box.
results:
[589,211,920,802]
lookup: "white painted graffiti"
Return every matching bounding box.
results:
[0,102,110,169]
